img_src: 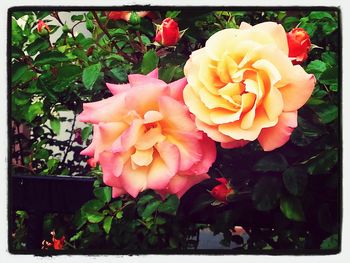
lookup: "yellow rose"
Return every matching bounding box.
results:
[183,22,315,151]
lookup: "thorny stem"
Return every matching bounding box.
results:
[136,30,146,53]
[92,11,137,63]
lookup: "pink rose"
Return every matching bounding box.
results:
[183,22,316,151]
[79,69,216,198]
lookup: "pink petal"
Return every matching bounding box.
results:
[221,140,249,149]
[147,68,159,78]
[166,173,210,198]
[112,187,127,198]
[78,94,127,124]
[128,74,166,89]
[147,144,179,190]
[120,161,148,198]
[106,83,131,95]
[184,133,216,175]
[258,111,298,151]
[168,77,187,102]
[112,119,144,153]
[99,152,124,186]
[80,124,99,156]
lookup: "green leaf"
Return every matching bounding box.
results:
[309,11,335,21]
[82,63,102,89]
[110,67,128,82]
[141,50,159,74]
[320,234,338,249]
[27,102,43,122]
[137,194,154,205]
[34,51,70,66]
[280,195,305,222]
[109,200,122,212]
[93,187,112,203]
[155,217,166,225]
[282,16,299,31]
[81,125,93,142]
[26,38,50,56]
[165,11,181,18]
[50,118,61,135]
[141,200,162,219]
[252,177,281,211]
[159,65,179,83]
[322,51,337,66]
[51,64,82,92]
[116,211,123,219]
[253,153,288,172]
[310,104,338,124]
[12,62,28,84]
[283,167,308,196]
[69,230,83,242]
[306,60,327,78]
[12,18,24,44]
[307,148,339,175]
[86,212,105,223]
[158,195,180,215]
[81,199,105,217]
[87,223,100,233]
[47,158,59,171]
[71,14,84,22]
[319,66,338,86]
[12,90,31,106]
[103,216,113,234]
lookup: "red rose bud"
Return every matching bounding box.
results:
[155,18,180,46]
[37,19,50,34]
[210,178,234,203]
[87,158,97,168]
[52,236,65,250]
[287,28,311,64]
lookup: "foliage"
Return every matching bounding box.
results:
[10,9,340,252]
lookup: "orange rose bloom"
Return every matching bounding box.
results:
[183,22,316,151]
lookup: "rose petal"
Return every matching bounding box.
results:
[106,83,131,95]
[258,111,298,151]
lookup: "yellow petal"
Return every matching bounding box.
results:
[131,148,154,167]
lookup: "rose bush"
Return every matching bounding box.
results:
[79,69,216,198]
[183,22,315,151]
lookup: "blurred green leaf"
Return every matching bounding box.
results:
[81,125,93,142]
[159,65,179,83]
[141,200,161,219]
[50,118,61,135]
[253,153,288,172]
[34,51,70,66]
[252,177,281,211]
[283,167,308,196]
[280,195,305,222]
[83,62,102,89]
[306,60,327,78]
[141,50,159,74]
[307,148,338,175]
[71,14,84,22]
[26,38,50,56]
[103,216,113,234]
[320,234,338,249]
[165,11,181,18]
[27,101,43,122]
[309,11,335,21]
[93,187,112,203]
[110,67,128,82]
[109,200,122,212]
[158,195,180,215]
[311,103,338,124]
[87,212,104,223]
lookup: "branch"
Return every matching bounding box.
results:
[92,11,137,63]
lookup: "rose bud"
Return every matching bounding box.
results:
[52,236,65,250]
[37,19,51,35]
[210,178,234,204]
[155,18,180,46]
[287,28,311,64]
